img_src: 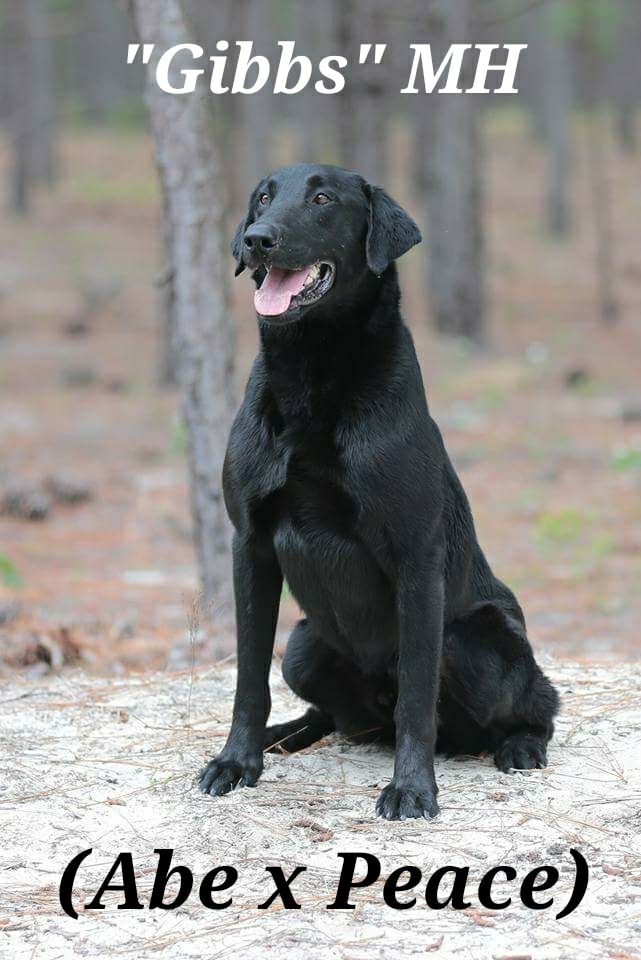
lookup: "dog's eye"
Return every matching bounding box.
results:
[259,194,270,206]
[313,193,331,205]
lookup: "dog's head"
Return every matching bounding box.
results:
[231,163,422,325]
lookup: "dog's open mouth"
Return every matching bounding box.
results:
[254,261,335,318]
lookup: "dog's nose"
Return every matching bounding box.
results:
[243,223,280,254]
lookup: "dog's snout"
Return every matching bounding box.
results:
[243,223,280,255]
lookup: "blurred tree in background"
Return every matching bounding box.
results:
[415,0,486,343]
[1,0,639,603]
[131,0,235,604]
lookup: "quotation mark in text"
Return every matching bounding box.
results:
[358,44,387,65]
[127,44,155,65]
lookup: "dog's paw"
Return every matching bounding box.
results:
[494,733,547,774]
[375,781,439,821]
[198,753,263,797]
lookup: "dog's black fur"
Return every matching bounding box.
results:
[198,163,559,820]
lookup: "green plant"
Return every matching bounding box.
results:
[477,385,507,413]
[535,508,589,545]
[534,508,616,568]
[170,418,188,455]
[0,554,23,588]
[612,447,641,472]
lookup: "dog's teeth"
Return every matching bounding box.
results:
[303,264,320,288]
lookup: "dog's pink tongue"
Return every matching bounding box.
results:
[255,266,310,316]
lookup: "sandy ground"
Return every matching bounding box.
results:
[1,657,640,959]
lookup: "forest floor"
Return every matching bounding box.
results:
[1,118,641,673]
[2,657,641,959]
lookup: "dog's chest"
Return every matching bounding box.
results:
[265,438,395,662]
[270,441,357,553]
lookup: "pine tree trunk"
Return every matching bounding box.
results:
[240,0,273,183]
[6,0,32,214]
[541,7,572,236]
[520,5,547,141]
[84,0,126,121]
[26,0,56,185]
[352,0,387,183]
[581,9,619,326]
[132,0,236,606]
[293,1,323,161]
[156,255,178,387]
[335,1,358,169]
[614,0,640,153]
[420,0,485,343]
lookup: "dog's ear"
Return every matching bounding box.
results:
[230,187,259,276]
[365,185,422,276]
[231,218,248,276]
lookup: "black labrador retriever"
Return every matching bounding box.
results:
[198,163,559,820]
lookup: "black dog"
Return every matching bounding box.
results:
[198,163,559,820]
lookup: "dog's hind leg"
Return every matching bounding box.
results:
[264,618,392,753]
[264,708,334,753]
[440,601,559,772]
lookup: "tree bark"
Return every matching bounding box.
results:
[156,258,178,387]
[335,1,358,170]
[351,0,388,183]
[614,0,640,153]
[240,0,273,184]
[6,0,57,210]
[6,0,32,214]
[83,0,129,121]
[26,0,56,185]
[541,6,572,236]
[581,8,619,326]
[293,1,323,162]
[131,0,236,605]
[520,4,547,141]
[419,0,486,343]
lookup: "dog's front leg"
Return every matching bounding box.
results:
[376,560,443,820]
[199,532,282,797]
